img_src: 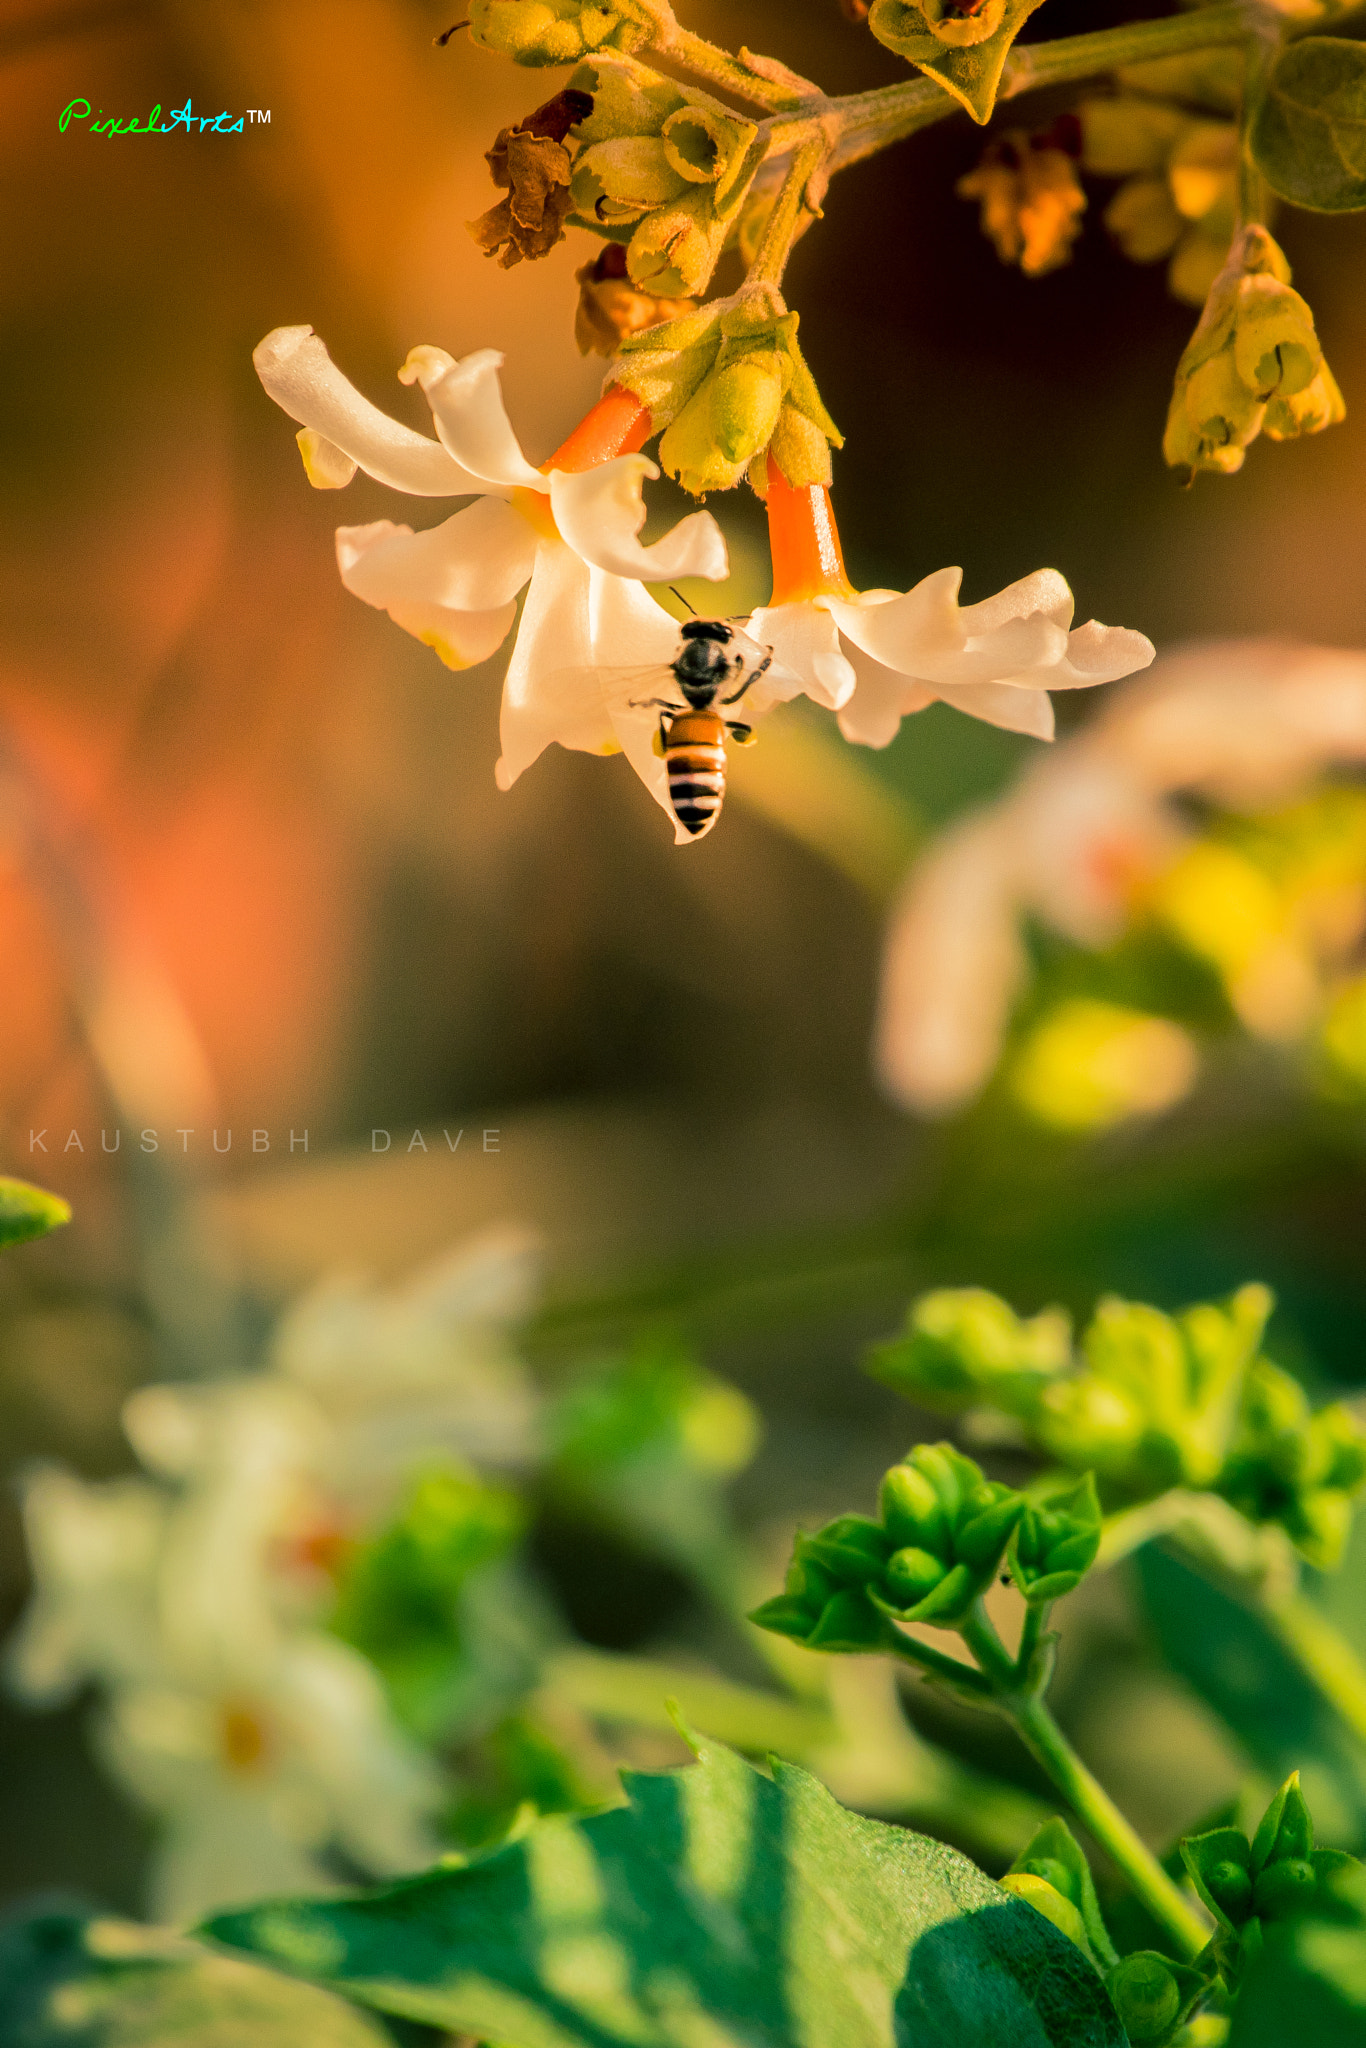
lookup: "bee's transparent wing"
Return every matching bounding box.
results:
[540,661,681,709]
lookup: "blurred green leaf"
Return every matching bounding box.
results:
[0,1902,394,2048]
[1137,1547,1366,1849]
[1228,1865,1366,2044]
[203,1731,1125,2047]
[0,1179,70,1250]
[1251,38,1366,213]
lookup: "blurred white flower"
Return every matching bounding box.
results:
[253,328,728,804]
[874,638,1366,1116]
[5,1467,165,1703]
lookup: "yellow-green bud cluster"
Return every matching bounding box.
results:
[870,1281,1366,1565]
[1182,1774,1358,1989]
[609,287,842,495]
[564,54,762,298]
[1164,225,1344,480]
[469,0,656,66]
[1079,91,1240,308]
[749,1442,1027,1651]
[1218,1356,1366,1568]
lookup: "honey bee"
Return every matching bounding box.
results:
[630,618,773,840]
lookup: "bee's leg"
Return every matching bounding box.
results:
[726,721,754,746]
[721,652,771,706]
[628,695,685,711]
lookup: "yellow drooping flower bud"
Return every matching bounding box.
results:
[1163,225,1342,480]
[468,0,655,66]
[1080,97,1239,309]
[957,121,1086,278]
[678,299,839,496]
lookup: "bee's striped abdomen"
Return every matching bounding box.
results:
[664,709,726,839]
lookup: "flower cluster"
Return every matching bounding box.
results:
[750,1438,1099,1656]
[957,118,1086,279]
[871,1281,1366,1563]
[1183,1773,1359,1986]
[873,639,1366,1120]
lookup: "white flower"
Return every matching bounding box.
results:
[253,328,728,808]
[751,567,1157,745]
[873,637,1366,1114]
[5,1466,166,1703]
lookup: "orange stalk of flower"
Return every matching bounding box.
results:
[545,386,653,474]
[765,457,854,605]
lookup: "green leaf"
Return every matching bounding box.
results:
[0,1901,396,2048]
[1228,1865,1366,2045]
[1007,1817,1119,1971]
[1136,1546,1366,1851]
[0,1179,70,1249]
[1251,38,1366,213]
[203,1731,1126,2047]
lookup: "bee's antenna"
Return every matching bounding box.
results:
[434,18,471,43]
[668,585,697,616]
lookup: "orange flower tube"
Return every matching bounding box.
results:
[765,455,855,606]
[544,385,653,474]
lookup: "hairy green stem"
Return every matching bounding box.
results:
[1009,1692,1209,1959]
[665,23,814,111]
[1237,22,1279,229]
[744,133,831,288]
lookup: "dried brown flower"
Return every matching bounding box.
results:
[957,122,1086,278]
[468,87,594,270]
[573,242,697,357]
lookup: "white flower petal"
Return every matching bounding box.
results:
[834,644,934,747]
[253,327,477,496]
[934,680,1057,739]
[496,545,606,790]
[828,568,1070,688]
[875,814,1028,1114]
[400,346,545,492]
[747,601,855,712]
[550,457,729,584]
[591,574,687,837]
[337,497,536,613]
[958,567,1074,637]
[1042,619,1157,691]
[337,521,518,670]
[296,429,357,490]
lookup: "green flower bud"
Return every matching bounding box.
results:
[998,1872,1090,1951]
[1264,363,1346,442]
[1164,225,1342,480]
[869,1288,1072,1417]
[470,0,652,66]
[1253,1857,1318,1919]
[1079,95,1193,179]
[1010,1474,1101,1604]
[748,1592,819,1640]
[654,292,839,497]
[955,1482,1026,1570]
[661,104,759,208]
[879,1460,950,1551]
[1007,1817,1119,1972]
[1021,1857,1074,1898]
[571,138,689,223]
[1205,1858,1253,1920]
[805,1587,888,1652]
[883,1545,946,1606]
[627,186,731,296]
[1107,1954,1182,2046]
[1251,1772,1314,1872]
[800,1514,892,1587]
[865,0,1046,124]
[1182,1824,1255,1929]
[566,52,683,143]
[609,303,724,430]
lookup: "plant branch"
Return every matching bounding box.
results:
[744,133,831,289]
[661,22,817,112]
[885,1630,996,1700]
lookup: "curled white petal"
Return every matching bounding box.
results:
[1042,619,1157,691]
[550,457,729,584]
[337,497,537,613]
[958,567,1074,637]
[253,327,477,496]
[497,545,603,789]
[828,568,1069,688]
[337,521,518,670]
[933,681,1057,740]
[400,346,545,492]
[748,600,856,713]
[835,649,934,748]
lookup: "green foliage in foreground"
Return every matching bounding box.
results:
[201,1731,1125,2048]
[0,1902,394,2048]
[0,1178,70,1250]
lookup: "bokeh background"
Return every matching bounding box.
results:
[5,0,1366,1926]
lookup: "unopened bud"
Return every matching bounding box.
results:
[469,0,653,65]
[1108,1954,1182,2046]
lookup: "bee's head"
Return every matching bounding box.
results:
[679,619,733,646]
[674,618,738,706]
